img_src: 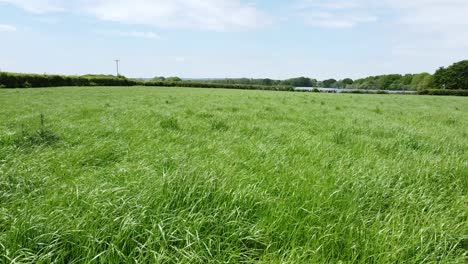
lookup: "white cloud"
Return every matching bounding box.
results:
[388,0,468,48]
[0,23,17,32]
[3,0,468,50]
[0,0,66,13]
[295,0,468,56]
[296,0,468,36]
[118,31,161,39]
[86,0,269,31]
[295,0,378,28]
[0,0,270,31]
[372,0,467,69]
[300,11,377,28]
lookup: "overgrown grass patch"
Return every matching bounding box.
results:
[159,116,180,130]
[0,87,466,263]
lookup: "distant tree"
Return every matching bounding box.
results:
[282,77,314,87]
[433,60,468,90]
[411,73,433,90]
[82,74,117,78]
[152,76,166,81]
[342,78,354,85]
[310,79,318,87]
[166,77,182,82]
[261,78,274,86]
[322,79,337,88]
[378,74,402,90]
[401,74,414,86]
[336,78,353,88]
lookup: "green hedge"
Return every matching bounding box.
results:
[418,89,468,96]
[0,72,139,88]
[0,72,293,91]
[143,81,293,91]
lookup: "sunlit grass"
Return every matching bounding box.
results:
[0,87,467,263]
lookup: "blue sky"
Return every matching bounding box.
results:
[0,0,467,79]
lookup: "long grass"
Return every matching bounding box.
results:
[0,87,467,263]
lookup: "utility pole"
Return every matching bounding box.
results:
[115,59,120,77]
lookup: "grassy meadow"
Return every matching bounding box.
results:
[0,87,467,263]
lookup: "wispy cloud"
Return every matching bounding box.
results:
[2,0,467,55]
[87,0,270,31]
[0,0,271,31]
[118,31,161,40]
[300,11,377,28]
[0,23,16,32]
[0,0,66,13]
[388,0,468,48]
[294,0,468,61]
[294,0,378,28]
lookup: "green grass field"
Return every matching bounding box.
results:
[1,87,467,263]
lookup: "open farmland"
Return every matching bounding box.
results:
[0,87,467,263]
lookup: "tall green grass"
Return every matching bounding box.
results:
[0,87,467,263]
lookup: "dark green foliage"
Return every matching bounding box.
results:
[282,77,318,87]
[160,116,180,130]
[2,60,467,93]
[322,79,338,88]
[209,77,318,87]
[373,107,383,114]
[204,77,284,86]
[152,76,166,81]
[165,77,182,82]
[418,89,468,96]
[0,72,293,91]
[4,114,60,147]
[348,73,434,91]
[411,73,433,90]
[143,80,294,91]
[210,120,229,131]
[193,72,436,91]
[22,127,59,146]
[433,60,468,90]
[342,78,354,86]
[0,72,139,88]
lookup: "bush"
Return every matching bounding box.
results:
[418,89,468,96]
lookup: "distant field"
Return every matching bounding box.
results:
[0,87,467,263]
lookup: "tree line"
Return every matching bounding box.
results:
[173,60,468,91]
[1,60,467,91]
[195,73,437,91]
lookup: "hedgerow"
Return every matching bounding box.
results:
[418,89,468,96]
[0,72,293,91]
